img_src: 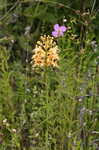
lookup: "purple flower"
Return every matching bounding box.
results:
[52,24,67,37]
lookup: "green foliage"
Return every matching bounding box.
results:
[0,0,99,150]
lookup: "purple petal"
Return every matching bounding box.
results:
[52,31,58,37]
[58,31,64,36]
[54,24,60,31]
[60,26,67,32]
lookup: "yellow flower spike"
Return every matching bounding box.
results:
[31,35,59,68]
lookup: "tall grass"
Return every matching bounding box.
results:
[0,0,99,150]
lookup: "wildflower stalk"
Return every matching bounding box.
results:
[45,72,49,150]
[31,35,59,149]
[44,49,49,150]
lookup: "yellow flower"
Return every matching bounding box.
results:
[31,35,59,68]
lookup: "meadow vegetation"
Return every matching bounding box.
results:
[0,0,99,149]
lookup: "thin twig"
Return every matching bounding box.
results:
[91,0,96,14]
[42,0,78,14]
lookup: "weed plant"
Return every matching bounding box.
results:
[0,0,99,150]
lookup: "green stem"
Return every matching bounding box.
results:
[44,65,49,150]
